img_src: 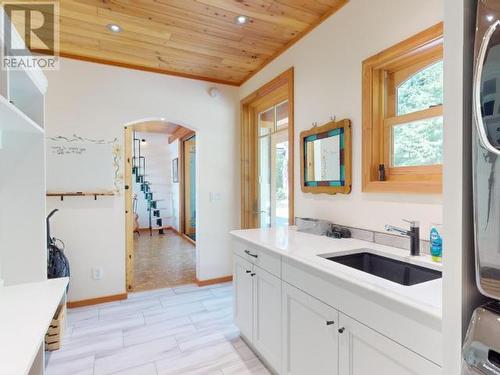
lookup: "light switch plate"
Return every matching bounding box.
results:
[92,267,103,280]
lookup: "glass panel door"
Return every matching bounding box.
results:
[183,135,196,241]
[258,100,289,228]
[258,108,273,228]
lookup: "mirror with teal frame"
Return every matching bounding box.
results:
[300,119,352,194]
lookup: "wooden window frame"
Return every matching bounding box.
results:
[240,68,294,229]
[362,23,443,194]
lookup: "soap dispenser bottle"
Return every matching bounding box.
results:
[430,223,443,262]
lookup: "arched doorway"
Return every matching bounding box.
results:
[124,119,197,292]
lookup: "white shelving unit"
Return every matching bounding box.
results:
[0,7,48,287]
[0,8,60,375]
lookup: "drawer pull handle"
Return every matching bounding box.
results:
[246,270,251,273]
[338,327,345,334]
[245,250,258,258]
[326,320,335,326]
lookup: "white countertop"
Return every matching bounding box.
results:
[0,278,68,375]
[230,227,442,323]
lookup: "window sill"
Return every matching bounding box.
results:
[362,180,442,194]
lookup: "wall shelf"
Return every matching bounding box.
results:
[46,191,116,201]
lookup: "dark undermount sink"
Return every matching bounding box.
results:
[322,251,442,286]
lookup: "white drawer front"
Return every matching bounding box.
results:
[234,240,281,278]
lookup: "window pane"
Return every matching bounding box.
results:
[275,140,288,227]
[392,116,443,167]
[259,107,274,136]
[276,100,289,130]
[259,135,271,228]
[397,60,443,116]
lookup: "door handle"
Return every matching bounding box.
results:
[250,273,256,277]
[338,327,345,334]
[245,250,258,258]
[474,20,500,155]
[326,320,335,326]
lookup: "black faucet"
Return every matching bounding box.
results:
[385,220,420,256]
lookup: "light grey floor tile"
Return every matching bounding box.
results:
[177,331,227,352]
[160,289,215,307]
[99,298,162,318]
[144,301,206,324]
[109,362,157,375]
[94,336,177,375]
[46,354,95,375]
[46,282,268,375]
[189,306,233,324]
[67,308,99,325]
[128,287,174,300]
[221,357,271,375]
[49,331,123,362]
[202,295,233,311]
[210,285,233,297]
[155,341,239,375]
[123,316,195,347]
[71,315,145,338]
[172,283,211,294]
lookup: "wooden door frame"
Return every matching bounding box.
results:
[240,67,294,229]
[124,126,134,291]
[179,131,196,244]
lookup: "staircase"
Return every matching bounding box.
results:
[132,132,173,236]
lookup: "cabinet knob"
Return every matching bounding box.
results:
[338,327,345,334]
[326,320,335,326]
[250,273,256,277]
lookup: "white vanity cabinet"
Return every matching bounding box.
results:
[282,282,339,375]
[232,237,442,375]
[233,254,282,373]
[234,255,254,340]
[338,313,440,375]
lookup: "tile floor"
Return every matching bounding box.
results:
[46,282,270,375]
[133,230,196,292]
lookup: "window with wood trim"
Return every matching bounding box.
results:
[362,23,443,193]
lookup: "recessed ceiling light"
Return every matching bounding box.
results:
[106,23,122,33]
[487,14,495,22]
[235,15,249,25]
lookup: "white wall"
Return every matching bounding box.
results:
[240,0,444,240]
[45,58,239,301]
[132,132,178,230]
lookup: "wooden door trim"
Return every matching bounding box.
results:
[240,68,294,229]
[124,126,134,291]
[179,131,196,240]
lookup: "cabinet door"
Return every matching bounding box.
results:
[282,283,339,375]
[338,313,441,375]
[253,266,282,373]
[234,255,253,341]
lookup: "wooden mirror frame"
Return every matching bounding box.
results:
[300,118,352,195]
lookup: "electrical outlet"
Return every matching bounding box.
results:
[92,267,103,280]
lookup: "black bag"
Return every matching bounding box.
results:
[47,209,70,280]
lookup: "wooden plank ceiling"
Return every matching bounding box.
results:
[54,0,347,86]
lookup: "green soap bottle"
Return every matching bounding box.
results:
[430,224,442,262]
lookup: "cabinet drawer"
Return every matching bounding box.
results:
[234,240,281,278]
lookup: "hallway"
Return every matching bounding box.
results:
[133,231,196,292]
